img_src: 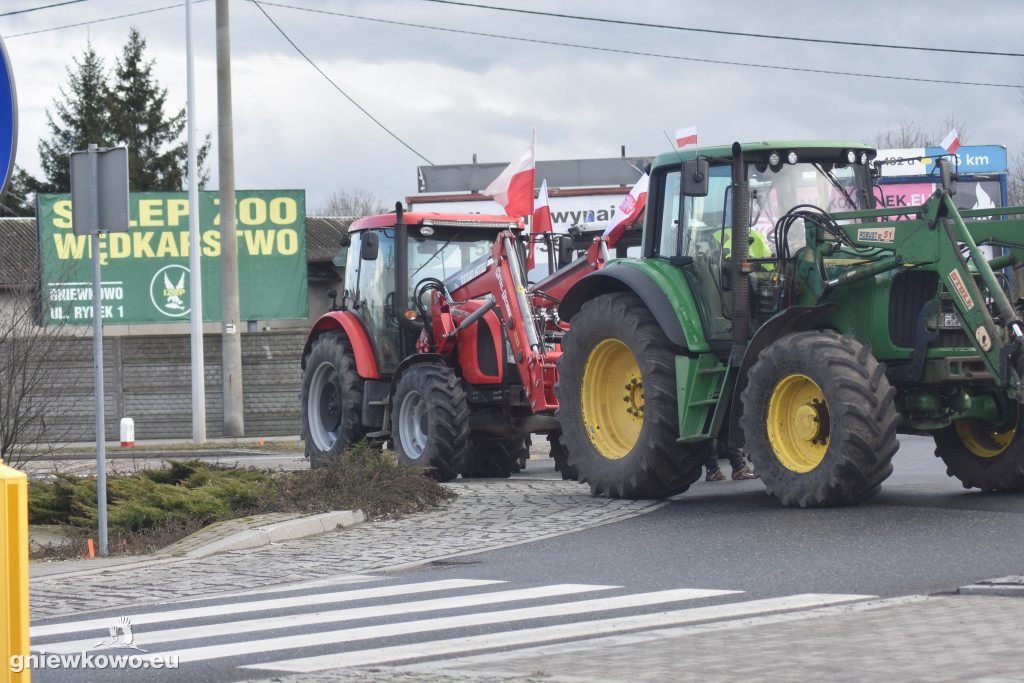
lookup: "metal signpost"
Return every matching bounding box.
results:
[69,144,129,557]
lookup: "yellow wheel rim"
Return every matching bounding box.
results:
[767,374,830,473]
[581,339,643,460]
[955,419,1016,458]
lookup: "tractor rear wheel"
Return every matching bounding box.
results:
[933,408,1024,491]
[555,292,703,499]
[740,330,899,507]
[460,438,523,478]
[301,335,365,468]
[392,364,467,482]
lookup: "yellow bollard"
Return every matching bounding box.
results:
[1,461,29,682]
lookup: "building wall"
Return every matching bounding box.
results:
[47,331,307,441]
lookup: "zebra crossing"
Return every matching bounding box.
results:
[29,575,874,679]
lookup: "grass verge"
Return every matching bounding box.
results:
[28,441,454,560]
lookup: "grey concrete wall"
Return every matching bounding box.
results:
[47,331,306,441]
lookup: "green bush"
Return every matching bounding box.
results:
[28,442,455,556]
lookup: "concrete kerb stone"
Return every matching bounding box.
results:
[177,510,366,558]
[958,575,1024,597]
[29,509,366,579]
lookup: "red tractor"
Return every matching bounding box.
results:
[300,205,606,479]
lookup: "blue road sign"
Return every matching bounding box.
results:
[0,35,17,203]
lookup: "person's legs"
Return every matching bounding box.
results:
[705,442,725,481]
[726,445,757,479]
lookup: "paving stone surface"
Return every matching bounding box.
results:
[29,475,659,619]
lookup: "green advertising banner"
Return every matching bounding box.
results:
[37,190,308,325]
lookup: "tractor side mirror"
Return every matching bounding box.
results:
[681,159,710,197]
[557,235,575,268]
[937,158,958,196]
[360,231,379,260]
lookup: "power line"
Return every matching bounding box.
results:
[256,2,1018,89]
[248,0,434,165]
[420,0,1024,59]
[1,0,91,18]
[5,2,209,38]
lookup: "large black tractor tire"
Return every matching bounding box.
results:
[554,292,704,499]
[459,438,523,478]
[392,364,467,482]
[549,433,578,481]
[301,335,366,468]
[739,330,899,507]
[933,408,1024,492]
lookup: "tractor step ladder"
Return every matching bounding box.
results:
[676,354,732,443]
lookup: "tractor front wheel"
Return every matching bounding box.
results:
[392,364,467,482]
[739,330,899,507]
[934,408,1024,491]
[301,335,366,468]
[555,292,703,499]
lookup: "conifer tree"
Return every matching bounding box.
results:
[35,43,111,193]
[27,28,208,196]
[109,27,209,191]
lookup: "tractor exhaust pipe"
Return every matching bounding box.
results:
[730,142,750,351]
[394,202,418,333]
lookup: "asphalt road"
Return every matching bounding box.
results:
[27,435,1024,682]
[490,434,1021,598]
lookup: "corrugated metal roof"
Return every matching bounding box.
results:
[0,216,358,285]
[305,216,356,263]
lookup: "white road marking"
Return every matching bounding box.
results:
[31,578,503,638]
[146,588,739,664]
[243,593,872,673]
[39,583,621,653]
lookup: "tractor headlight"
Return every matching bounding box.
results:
[786,150,799,165]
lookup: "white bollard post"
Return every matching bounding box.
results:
[119,417,135,448]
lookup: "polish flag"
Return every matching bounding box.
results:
[940,129,961,154]
[675,126,698,149]
[603,173,650,246]
[528,179,553,270]
[483,130,536,217]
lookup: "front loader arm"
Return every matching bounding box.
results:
[816,191,1024,402]
[437,231,558,412]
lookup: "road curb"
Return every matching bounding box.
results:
[958,575,1024,597]
[180,510,366,558]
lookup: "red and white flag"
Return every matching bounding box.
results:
[941,129,961,154]
[483,130,536,217]
[528,179,553,270]
[603,173,650,246]
[675,125,698,149]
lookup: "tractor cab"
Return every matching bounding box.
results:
[645,142,877,344]
[341,211,522,375]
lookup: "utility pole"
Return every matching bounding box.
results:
[217,0,244,436]
[185,0,206,443]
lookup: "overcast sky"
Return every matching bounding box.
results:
[3,0,1023,213]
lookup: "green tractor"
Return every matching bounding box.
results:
[555,141,1024,506]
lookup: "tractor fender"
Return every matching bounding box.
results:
[559,265,690,349]
[727,303,838,448]
[391,353,448,388]
[302,311,381,379]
